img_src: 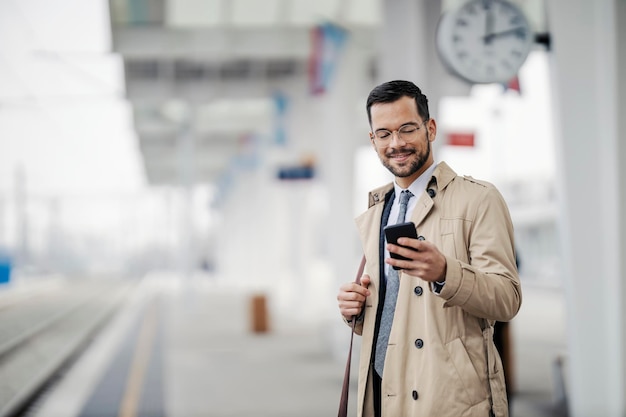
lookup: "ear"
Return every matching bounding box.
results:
[369,132,376,147]
[426,118,437,142]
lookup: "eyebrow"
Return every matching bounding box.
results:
[374,121,420,133]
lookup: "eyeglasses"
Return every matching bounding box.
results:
[372,119,429,145]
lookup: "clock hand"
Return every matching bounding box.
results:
[483,27,528,43]
[484,1,495,44]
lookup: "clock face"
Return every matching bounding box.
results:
[436,0,533,84]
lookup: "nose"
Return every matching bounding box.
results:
[389,130,406,147]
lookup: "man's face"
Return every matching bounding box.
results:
[369,96,436,188]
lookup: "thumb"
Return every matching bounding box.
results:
[360,274,371,288]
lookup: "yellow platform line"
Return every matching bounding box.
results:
[118,300,158,417]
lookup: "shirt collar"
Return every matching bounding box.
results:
[393,162,438,200]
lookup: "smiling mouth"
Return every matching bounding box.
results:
[388,151,414,161]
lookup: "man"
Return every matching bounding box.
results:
[337,80,521,417]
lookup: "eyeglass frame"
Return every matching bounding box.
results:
[370,118,430,145]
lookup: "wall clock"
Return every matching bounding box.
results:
[436,0,534,84]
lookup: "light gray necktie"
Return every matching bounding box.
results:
[375,189,413,377]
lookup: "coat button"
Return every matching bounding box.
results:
[415,339,424,349]
[427,188,436,198]
[412,390,419,400]
[414,286,423,296]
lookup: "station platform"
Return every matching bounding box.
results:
[3,274,567,417]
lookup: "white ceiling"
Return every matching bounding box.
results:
[109,0,383,186]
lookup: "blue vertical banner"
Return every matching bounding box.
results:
[308,22,348,95]
[212,133,260,207]
[234,133,260,170]
[272,91,289,147]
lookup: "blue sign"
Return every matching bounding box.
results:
[0,252,12,285]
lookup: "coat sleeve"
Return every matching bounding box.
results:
[343,314,365,335]
[438,185,522,322]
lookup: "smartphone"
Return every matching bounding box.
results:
[384,221,418,270]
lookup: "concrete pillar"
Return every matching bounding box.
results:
[616,4,626,407]
[547,0,626,415]
[176,117,195,281]
[312,37,369,358]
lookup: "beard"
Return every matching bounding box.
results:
[381,135,431,178]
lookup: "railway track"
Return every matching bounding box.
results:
[0,278,134,417]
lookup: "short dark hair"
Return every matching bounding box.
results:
[366,80,430,126]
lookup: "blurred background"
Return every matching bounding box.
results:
[0,0,624,416]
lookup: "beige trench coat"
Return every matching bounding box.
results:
[352,162,521,417]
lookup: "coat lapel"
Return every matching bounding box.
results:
[355,183,393,294]
[409,191,434,231]
[409,161,456,230]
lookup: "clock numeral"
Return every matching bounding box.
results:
[453,35,462,43]
[457,51,469,60]
[456,18,469,27]
[501,59,512,69]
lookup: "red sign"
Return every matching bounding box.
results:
[447,132,475,147]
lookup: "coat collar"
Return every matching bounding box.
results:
[365,161,457,209]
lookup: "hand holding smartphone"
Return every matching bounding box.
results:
[384,221,418,270]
